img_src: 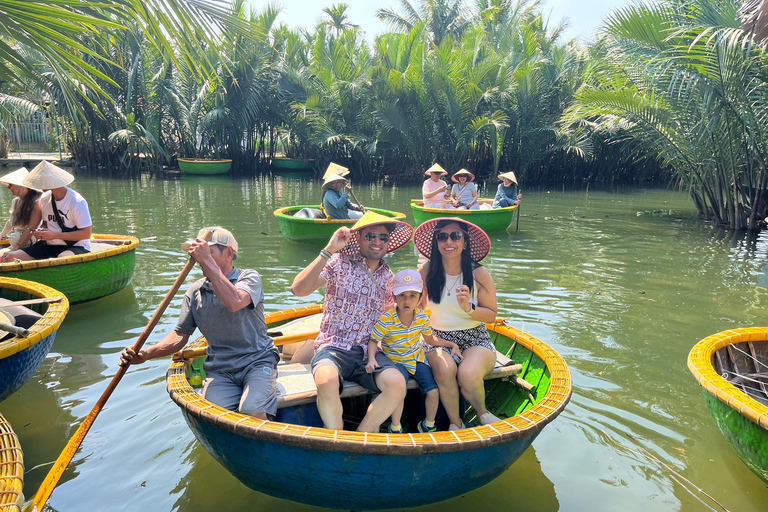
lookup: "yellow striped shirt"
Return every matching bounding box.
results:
[371,308,432,374]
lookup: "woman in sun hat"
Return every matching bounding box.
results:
[1,161,92,262]
[493,171,521,208]
[422,163,450,208]
[321,172,362,220]
[414,217,500,430]
[0,167,41,251]
[447,169,479,210]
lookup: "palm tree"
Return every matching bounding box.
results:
[377,0,472,45]
[322,3,360,36]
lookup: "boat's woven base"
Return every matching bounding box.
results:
[0,413,23,511]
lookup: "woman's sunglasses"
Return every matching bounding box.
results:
[435,231,464,242]
[363,232,390,243]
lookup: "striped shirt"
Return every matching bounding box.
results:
[371,308,433,374]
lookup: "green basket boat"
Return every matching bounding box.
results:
[0,413,23,510]
[273,206,407,244]
[270,157,315,173]
[177,158,232,175]
[411,199,518,231]
[0,234,139,304]
[688,328,768,483]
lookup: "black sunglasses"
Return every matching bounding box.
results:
[436,231,464,242]
[363,232,390,243]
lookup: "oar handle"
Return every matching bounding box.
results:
[0,322,29,337]
[26,230,213,512]
[349,189,366,213]
[0,297,63,308]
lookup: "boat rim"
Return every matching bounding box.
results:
[273,206,407,224]
[687,327,768,430]
[167,304,572,454]
[0,277,69,360]
[0,413,23,510]
[0,234,139,272]
[410,199,518,214]
[177,158,233,164]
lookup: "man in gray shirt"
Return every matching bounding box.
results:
[120,227,278,419]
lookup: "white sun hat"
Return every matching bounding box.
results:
[23,161,74,190]
[0,167,41,191]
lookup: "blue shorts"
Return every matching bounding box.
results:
[393,361,438,394]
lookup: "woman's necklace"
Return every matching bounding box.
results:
[446,273,462,296]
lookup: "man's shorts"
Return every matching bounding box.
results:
[393,361,438,394]
[311,345,400,393]
[202,359,278,418]
[22,242,89,259]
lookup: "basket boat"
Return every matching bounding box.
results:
[270,157,314,172]
[688,328,768,483]
[0,413,23,510]
[0,234,138,304]
[273,206,407,244]
[410,199,518,231]
[177,159,232,175]
[167,305,571,509]
[0,278,69,402]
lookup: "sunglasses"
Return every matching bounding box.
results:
[363,232,391,243]
[436,231,464,242]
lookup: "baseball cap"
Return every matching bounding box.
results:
[182,226,238,256]
[393,269,423,295]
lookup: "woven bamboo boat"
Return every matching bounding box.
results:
[688,328,768,483]
[273,206,407,244]
[0,413,23,511]
[167,305,571,509]
[411,199,518,231]
[177,158,232,175]
[0,234,138,304]
[0,278,68,403]
[270,157,314,173]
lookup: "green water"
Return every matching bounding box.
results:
[2,174,768,512]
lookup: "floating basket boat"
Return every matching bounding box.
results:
[177,159,232,175]
[273,206,407,244]
[410,199,518,231]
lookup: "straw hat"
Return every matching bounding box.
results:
[322,162,350,180]
[339,210,414,256]
[23,161,74,190]
[0,167,40,191]
[498,171,518,185]
[424,163,448,176]
[451,169,475,182]
[321,173,347,192]
[413,217,491,262]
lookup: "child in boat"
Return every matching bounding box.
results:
[366,269,462,433]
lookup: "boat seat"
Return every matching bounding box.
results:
[89,242,123,252]
[276,351,523,409]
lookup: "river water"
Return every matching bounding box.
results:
[2,173,767,512]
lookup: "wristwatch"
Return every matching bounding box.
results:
[468,302,476,313]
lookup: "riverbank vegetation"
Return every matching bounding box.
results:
[2,0,768,229]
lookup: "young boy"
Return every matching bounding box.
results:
[366,269,463,433]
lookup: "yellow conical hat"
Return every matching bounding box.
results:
[498,171,518,185]
[322,162,350,180]
[23,161,74,190]
[424,163,447,176]
[339,211,414,255]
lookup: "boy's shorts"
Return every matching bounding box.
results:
[393,361,438,394]
[311,345,400,393]
[22,242,89,259]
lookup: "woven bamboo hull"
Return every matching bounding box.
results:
[410,200,517,231]
[0,413,23,511]
[273,206,407,244]
[0,234,139,304]
[270,158,314,171]
[0,278,69,402]
[688,328,768,484]
[177,159,231,175]
[167,306,571,509]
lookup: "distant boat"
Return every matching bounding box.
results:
[270,157,314,173]
[0,234,139,304]
[0,277,68,402]
[411,199,518,231]
[273,206,406,244]
[688,328,768,483]
[167,305,572,510]
[177,158,232,175]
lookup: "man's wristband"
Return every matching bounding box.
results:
[319,249,332,260]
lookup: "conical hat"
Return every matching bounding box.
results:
[339,211,414,255]
[451,168,475,182]
[413,217,491,262]
[0,167,40,191]
[424,163,448,176]
[322,173,347,188]
[23,161,74,190]
[498,171,518,185]
[322,162,350,180]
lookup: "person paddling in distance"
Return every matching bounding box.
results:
[321,171,362,220]
[290,211,414,432]
[446,169,479,210]
[367,269,462,433]
[414,217,500,430]
[120,227,279,420]
[422,163,450,209]
[1,161,91,262]
[493,171,521,208]
[0,167,41,253]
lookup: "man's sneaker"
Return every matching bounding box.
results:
[448,422,465,431]
[479,412,501,425]
[388,424,403,434]
[417,420,437,433]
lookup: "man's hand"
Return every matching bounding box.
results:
[325,227,352,254]
[119,346,146,367]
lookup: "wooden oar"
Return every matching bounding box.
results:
[0,297,63,308]
[24,230,213,512]
[515,201,521,232]
[349,188,366,213]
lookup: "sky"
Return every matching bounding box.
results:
[243,0,632,43]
